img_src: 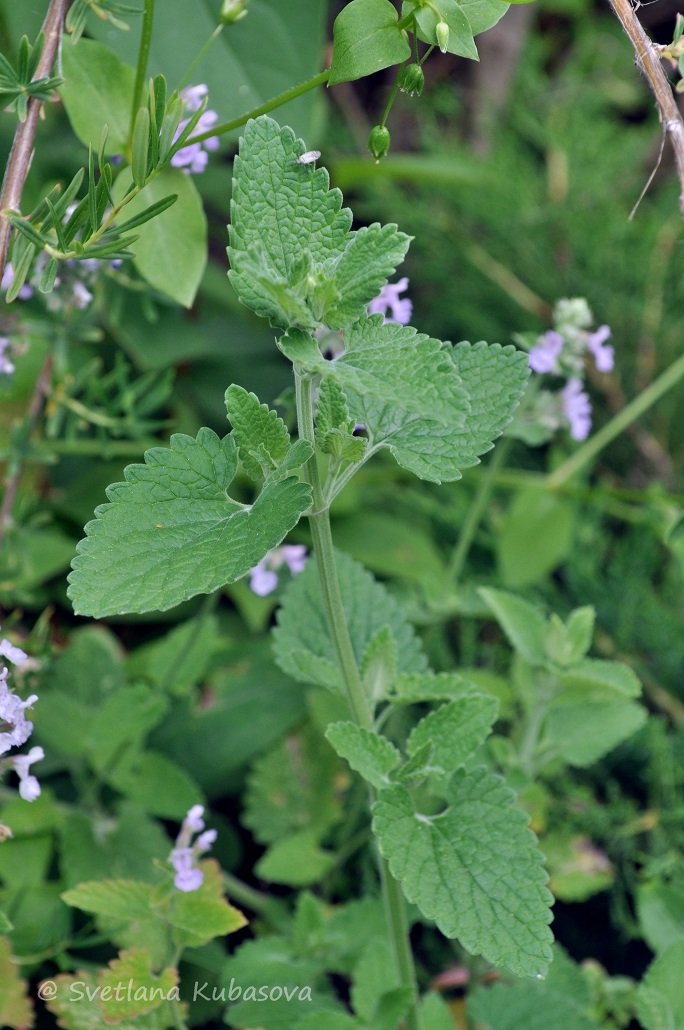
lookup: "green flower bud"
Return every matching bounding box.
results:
[399,63,425,97]
[220,0,248,24]
[368,124,391,162]
[436,20,449,53]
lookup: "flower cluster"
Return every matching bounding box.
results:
[0,632,43,802]
[248,545,308,596]
[2,252,98,315]
[516,298,614,443]
[171,85,219,175]
[170,805,217,892]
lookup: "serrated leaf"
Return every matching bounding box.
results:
[555,658,641,697]
[256,829,335,886]
[392,671,481,704]
[316,378,352,437]
[273,550,428,691]
[320,429,367,464]
[326,722,400,790]
[479,587,548,665]
[111,751,204,819]
[68,428,311,617]
[283,317,470,429]
[637,941,684,1030]
[407,693,498,774]
[348,341,529,483]
[62,880,155,920]
[330,0,411,85]
[351,939,401,1023]
[165,875,246,948]
[225,385,291,480]
[545,695,646,767]
[98,949,178,1022]
[228,116,409,330]
[373,768,553,977]
[0,936,33,1030]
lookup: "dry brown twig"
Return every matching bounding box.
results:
[607,0,684,215]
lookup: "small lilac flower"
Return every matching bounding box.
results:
[528,330,564,375]
[368,277,412,325]
[12,746,44,801]
[561,379,592,441]
[171,85,219,176]
[0,638,28,666]
[1,263,33,301]
[72,282,93,310]
[586,325,614,373]
[248,545,308,596]
[170,804,217,892]
[0,338,15,377]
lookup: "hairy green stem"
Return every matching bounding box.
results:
[295,370,422,1030]
[188,69,330,145]
[547,351,684,488]
[448,436,511,585]
[222,871,271,914]
[130,0,155,142]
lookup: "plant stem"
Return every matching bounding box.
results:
[607,0,684,215]
[130,0,155,143]
[222,871,271,914]
[547,350,684,488]
[381,64,405,128]
[188,69,330,145]
[295,370,422,1030]
[448,436,511,585]
[0,0,69,283]
[177,24,223,92]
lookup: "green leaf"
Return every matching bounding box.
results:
[351,939,402,1023]
[62,879,155,920]
[479,587,548,665]
[411,0,478,59]
[256,829,335,886]
[316,378,353,438]
[0,936,33,1030]
[458,0,510,35]
[60,38,135,153]
[637,941,684,1030]
[98,949,178,1022]
[126,614,219,697]
[89,684,168,771]
[330,0,411,85]
[497,489,576,588]
[225,385,291,480]
[326,722,401,790]
[228,117,409,330]
[348,341,529,483]
[111,751,204,819]
[637,881,684,954]
[68,428,312,617]
[273,550,428,691]
[545,694,646,767]
[372,768,553,977]
[392,671,478,703]
[360,624,397,703]
[554,658,641,697]
[407,693,498,775]
[163,864,247,947]
[111,167,207,307]
[420,992,454,1030]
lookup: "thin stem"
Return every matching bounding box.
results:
[607,0,684,215]
[177,24,224,92]
[188,69,330,145]
[448,437,511,585]
[0,0,70,283]
[547,350,684,488]
[0,352,54,547]
[222,871,271,914]
[295,370,422,1030]
[381,63,406,128]
[130,0,155,143]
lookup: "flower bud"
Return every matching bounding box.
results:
[436,21,449,53]
[368,124,390,162]
[399,63,424,97]
[220,0,248,24]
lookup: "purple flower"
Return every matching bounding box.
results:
[171,85,219,176]
[528,331,564,375]
[368,277,412,325]
[170,804,216,892]
[0,638,28,666]
[586,325,614,373]
[1,263,33,301]
[12,746,44,801]
[248,545,308,596]
[561,379,592,441]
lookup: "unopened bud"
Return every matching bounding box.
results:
[220,0,248,24]
[436,21,449,53]
[399,64,424,97]
[368,124,390,162]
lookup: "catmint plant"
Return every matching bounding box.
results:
[0,631,43,804]
[68,116,553,1029]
